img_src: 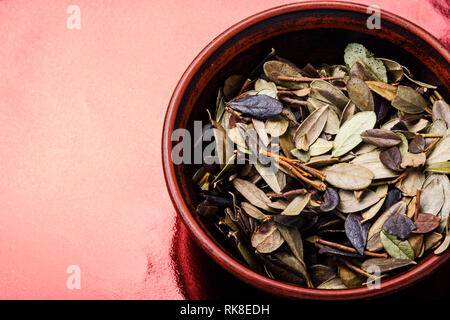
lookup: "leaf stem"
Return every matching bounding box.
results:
[424,137,441,155]
[261,150,326,191]
[317,239,388,258]
[337,258,373,278]
[277,75,344,82]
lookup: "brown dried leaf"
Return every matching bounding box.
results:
[347,77,374,111]
[251,220,284,253]
[360,129,402,147]
[366,81,398,101]
[294,105,329,151]
[412,213,440,234]
[379,147,402,171]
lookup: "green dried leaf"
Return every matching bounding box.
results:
[332,111,377,157]
[309,138,333,156]
[380,230,415,260]
[425,161,450,174]
[324,163,374,190]
[281,194,310,216]
[391,85,427,114]
[347,77,374,111]
[344,43,388,82]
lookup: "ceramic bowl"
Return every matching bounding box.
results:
[162,1,450,299]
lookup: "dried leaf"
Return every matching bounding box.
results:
[340,100,356,126]
[241,202,268,220]
[228,95,283,119]
[281,194,310,216]
[379,147,402,171]
[360,129,402,147]
[332,111,377,157]
[345,213,370,255]
[391,85,427,114]
[423,232,443,250]
[432,100,450,127]
[379,58,404,82]
[361,258,415,273]
[408,135,425,154]
[252,118,270,146]
[320,187,340,212]
[425,161,450,174]
[294,105,329,151]
[413,213,440,234]
[223,75,246,100]
[427,134,450,165]
[339,265,366,288]
[324,108,340,135]
[400,152,426,169]
[408,234,424,258]
[380,230,415,260]
[361,185,389,222]
[352,150,399,179]
[434,234,450,255]
[349,61,377,81]
[265,116,289,137]
[310,80,349,109]
[366,81,397,101]
[367,200,407,251]
[233,178,274,211]
[347,77,374,111]
[338,189,381,213]
[254,78,277,98]
[382,214,416,240]
[420,174,445,215]
[309,264,337,287]
[263,60,305,89]
[344,43,387,82]
[309,138,333,156]
[396,168,425,196]
[251,220,284,253]
[324,163,374,190]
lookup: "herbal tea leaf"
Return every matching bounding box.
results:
[391,85,427,114]
[324,163,374,190]
[361,258,415,273]
[251,220,284,253]
[228,95,283,119]
[347,77,374,111]
[281,194,310,216]
[345,213,370,255]
[337,189,381,213]
[332,111,377,157]
[382,214,416,240]
[380,230,415,260]
[379,147,402,171]
[294,105,329,151]
[413,213,441,234]
[360,129,402,147]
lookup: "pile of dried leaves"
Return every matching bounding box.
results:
[193,43,450,289]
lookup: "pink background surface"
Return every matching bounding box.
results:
[0,0,448,299]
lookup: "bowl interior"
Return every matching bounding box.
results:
[167,4,450,298]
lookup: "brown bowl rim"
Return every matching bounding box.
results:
[162,1,450,299]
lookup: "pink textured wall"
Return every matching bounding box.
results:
[0,0,448,299]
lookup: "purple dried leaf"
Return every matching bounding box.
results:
[344,213,370,255]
